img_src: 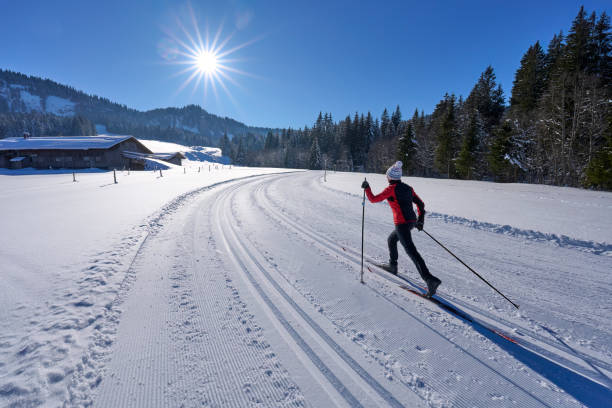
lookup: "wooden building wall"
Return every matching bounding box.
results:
[0,138,151,169]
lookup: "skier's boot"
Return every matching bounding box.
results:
[378,262,398,275]
[425,277,441,298]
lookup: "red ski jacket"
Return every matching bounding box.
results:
[365,180,424,225]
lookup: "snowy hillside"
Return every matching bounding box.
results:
[0,70,274,144]
[0,169,610,407]
[0,81,76,116]
[139,139,230,165]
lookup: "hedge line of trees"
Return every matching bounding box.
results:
[222,7,611,189]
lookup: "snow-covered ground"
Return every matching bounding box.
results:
[1,168,610,407]
[139,139,229,164]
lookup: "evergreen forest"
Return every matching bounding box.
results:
[223,7,611,189]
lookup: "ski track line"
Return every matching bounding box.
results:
[158,183,305,407]
[190,183,306,407]
[94,175,308,407]
[317,180,612,257]
[64,173,294,406]
[250,176,562,408]
[215,180,410,408]
[255,173,591,407]
[268,173,612,381]
[216,184,364,408]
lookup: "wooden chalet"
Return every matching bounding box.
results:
[0,135,154,170]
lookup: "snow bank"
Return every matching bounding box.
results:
[324,172,612,245]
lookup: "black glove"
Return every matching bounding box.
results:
[416,213,425,231]
[361,180,370,189]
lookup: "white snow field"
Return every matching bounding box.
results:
[1,168,611,407]
[139,139,229,165]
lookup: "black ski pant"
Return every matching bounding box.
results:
[388,223,438,285]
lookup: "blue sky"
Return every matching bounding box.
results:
[1,0,609,128]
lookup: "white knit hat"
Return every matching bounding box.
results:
[386,161,403,180]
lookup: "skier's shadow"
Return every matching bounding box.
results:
[397,276,611,408]
[468,317,611,407]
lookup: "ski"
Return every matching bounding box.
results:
[367,262,518,344]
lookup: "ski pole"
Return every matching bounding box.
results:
[422,229,519,309]
[360,178,366,284]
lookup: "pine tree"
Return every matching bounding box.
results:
[364,111,374,152]
[511,42,547,115]
[309,136,322,169]
[585,114,612,189]
[563,6,595,74]
[391,105,402,136]
[464,66,505,133]
[219,132,232,158]
[592,12,611,81]
[434,94,459,178]
[396,122,416,174]
[455,111,481,179]
[380,108,390,139]
[235,137,246,164]
[488,121,516,182]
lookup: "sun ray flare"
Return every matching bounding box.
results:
[162,5,260,110]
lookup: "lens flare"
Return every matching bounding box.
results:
[161,3,261,107]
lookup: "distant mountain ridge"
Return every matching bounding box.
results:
[0,69,274,146]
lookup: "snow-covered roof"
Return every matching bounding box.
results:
[122,151,186,160]
[121,151,148,160]
[150,152,186,160]
[0,135,136,151]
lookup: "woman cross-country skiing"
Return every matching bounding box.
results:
[361,161,442,298]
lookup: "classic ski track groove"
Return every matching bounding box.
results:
[249,176,565,408]
[263,173,612,383]
[215,179,409,408]
[89,173,305,408]
[184,182,304,407]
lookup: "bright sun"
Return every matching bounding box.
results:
[162,3,261,104]
[196,51,218,74]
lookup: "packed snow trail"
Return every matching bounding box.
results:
[86,171,611,407]
[251,173,610,407]
[91,176,420,407]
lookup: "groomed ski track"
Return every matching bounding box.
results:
[91,172,610,407]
